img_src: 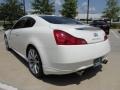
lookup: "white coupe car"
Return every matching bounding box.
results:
[4,15,110,78]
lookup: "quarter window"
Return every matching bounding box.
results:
[13,18,26,29]
[24,17,36,28]
[12,17,35,29]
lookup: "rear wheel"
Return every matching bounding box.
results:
[27,46,44,78]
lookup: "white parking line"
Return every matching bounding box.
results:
[0,82,18,90]
[111,30,120,39]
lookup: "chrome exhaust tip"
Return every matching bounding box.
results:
[102,59,108,64]
[76,70,85,76]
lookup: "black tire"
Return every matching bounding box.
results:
[27,46,44,78]
[4,36,11,51]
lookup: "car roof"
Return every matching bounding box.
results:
[24,14,59,18]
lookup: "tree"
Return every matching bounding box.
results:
[103,0,120,24]
[0,0,24,25]
[32,0,54,15]
[61,0,77,18]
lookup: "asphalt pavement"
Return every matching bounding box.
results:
[0,29,120,90]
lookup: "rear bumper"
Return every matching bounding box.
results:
[44,60,96,75]
[43,39,111,75]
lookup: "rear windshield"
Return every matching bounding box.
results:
[40,16,82,25]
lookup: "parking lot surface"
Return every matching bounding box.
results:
[0,29,120,90]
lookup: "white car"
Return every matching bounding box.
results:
[4,15,110,78]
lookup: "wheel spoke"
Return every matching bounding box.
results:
[30,49,34,58]
[34,54,37,59]
[28,48,40,74]
[31,64,36,74]
[28,52,32,60]
[34,64,39,74]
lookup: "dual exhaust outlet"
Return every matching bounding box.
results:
[102,59,108,64]
[77,59,108,75]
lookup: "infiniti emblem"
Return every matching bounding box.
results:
[94,33,98,37]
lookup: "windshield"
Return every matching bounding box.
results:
[40,16,82,25]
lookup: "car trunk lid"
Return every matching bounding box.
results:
[51,24,106,44]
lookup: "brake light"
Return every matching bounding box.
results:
[54,30,87,45]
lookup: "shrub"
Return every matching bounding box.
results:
[3,24,13,30]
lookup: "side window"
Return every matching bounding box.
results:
[24,17,36,28]
[12,18,26,29]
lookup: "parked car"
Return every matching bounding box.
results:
[4,15,110,78]
[90,20,110,35]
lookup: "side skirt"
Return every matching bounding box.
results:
[11,48,28,62]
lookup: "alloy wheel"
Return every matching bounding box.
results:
[27,47,43,78]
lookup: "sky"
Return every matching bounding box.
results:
[0,0,120,14]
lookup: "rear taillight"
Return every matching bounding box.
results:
[53,30,87,45]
